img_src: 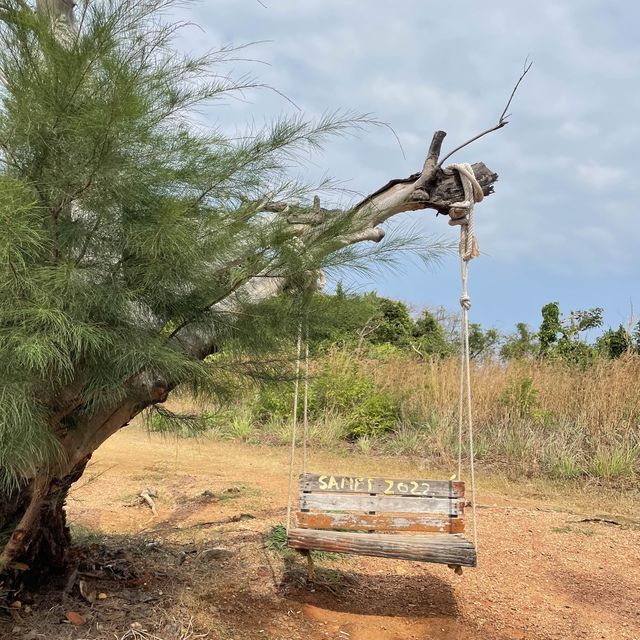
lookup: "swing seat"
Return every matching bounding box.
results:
[288,473,477,567]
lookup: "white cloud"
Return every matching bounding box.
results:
[559,120,598,139]
[576,162,625,191]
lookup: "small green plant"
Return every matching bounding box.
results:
[384,424,425,456]
[551,525,596,537]
[264,524,288,552]
[217,410,256,442]
[549,455,584,480]
[500,377,541,419]
[264,523,342,561]
[588,445,639,481]
[355,435,374,456]
[69,523,105,545]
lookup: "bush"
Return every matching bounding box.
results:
[499,377,548,424]
[252,350,401,439]
[253,384,293,422]
[343,390,399,439]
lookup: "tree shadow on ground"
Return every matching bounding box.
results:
[2,529,466,639]
[280,553,460,619]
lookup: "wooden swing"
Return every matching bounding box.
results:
[285,164,482,576]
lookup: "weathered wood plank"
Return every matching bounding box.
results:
[300,493,464,515]
[300,474,464,498]
[288,529,477,567]
[296,511,465,534]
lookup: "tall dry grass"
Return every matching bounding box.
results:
[364,353,640,483]
[159,350,640,486]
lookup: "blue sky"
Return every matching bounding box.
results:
[172,1,639,334]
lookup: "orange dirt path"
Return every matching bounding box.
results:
[64,426,639,640]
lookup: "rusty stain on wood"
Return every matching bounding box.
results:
[295,511,465,534]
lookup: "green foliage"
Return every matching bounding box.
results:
[411,309,452,358]
[500,323,538,360]
[146,407,214,438]
[0,0,374,489]
[305,290,380,346]
[254,384,294,423]
[344,389,399,439]
[310,353,400,438]
[253,351,399,439]
[596,326,631,359]
[468,323,500,360]
[370,298,413,346]
[365,342,405,361]
[539,302,561,355]
[500,377,541,420]
[588,444,639,481]
[538,302,603,367]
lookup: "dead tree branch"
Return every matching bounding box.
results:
[437,59,533,169]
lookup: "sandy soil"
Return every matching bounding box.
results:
[2,426,639,640]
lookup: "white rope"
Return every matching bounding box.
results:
[302,334,310,475]
[285,324,303,533]
[445,162,481,551]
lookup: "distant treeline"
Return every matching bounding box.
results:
[276,283,637,367]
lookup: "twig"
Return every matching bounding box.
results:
[499,56,533,123]
[139,490,158,517]
[410,343,425,359]
[437,58,533,169]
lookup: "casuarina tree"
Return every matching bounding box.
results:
[0,0,501,588]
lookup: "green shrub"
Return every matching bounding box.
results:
[344,389,400,439]
[500,377,538,417]
[499,377,550,424]
[366,342,404,361]
[545,449,585,479]
[383,424,425,456]
[252,351,401,439]
[588,444,639,481]
[254,384,293,422]
[311,354,373,414]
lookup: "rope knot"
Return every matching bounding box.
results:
[445,163,482,262]
[459,295,472,310]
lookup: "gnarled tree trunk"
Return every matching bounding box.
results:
[0,458,88,587]
[0,392,163,589]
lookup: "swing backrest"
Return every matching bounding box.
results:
[296,473,465,535]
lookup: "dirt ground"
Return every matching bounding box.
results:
[2,426,639,640]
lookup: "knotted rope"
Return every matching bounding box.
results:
[445,162,481,551]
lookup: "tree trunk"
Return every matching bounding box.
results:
[0,457,89,590]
